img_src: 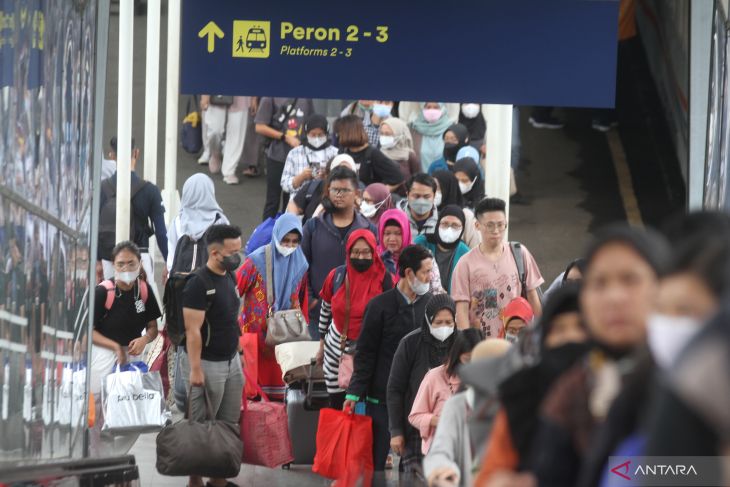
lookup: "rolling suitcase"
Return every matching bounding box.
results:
[285,360,328,465]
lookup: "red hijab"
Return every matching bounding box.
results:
[320,229,387,340]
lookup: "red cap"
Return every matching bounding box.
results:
[502,297,534,324]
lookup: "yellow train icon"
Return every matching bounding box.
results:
[233,21,271,59]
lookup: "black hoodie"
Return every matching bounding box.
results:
[387,321,455,439]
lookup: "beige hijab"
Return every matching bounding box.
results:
[380,117,415,162]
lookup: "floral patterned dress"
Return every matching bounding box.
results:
[236,258,308,398]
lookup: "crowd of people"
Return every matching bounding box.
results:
[87,96,730,487]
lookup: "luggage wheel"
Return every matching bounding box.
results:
[282,463,291,470]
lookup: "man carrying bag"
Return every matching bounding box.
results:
[156,224,245,487]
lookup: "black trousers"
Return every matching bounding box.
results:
[367,402,391,472]
[262,157,289,220]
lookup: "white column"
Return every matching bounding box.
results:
[143,0,161,185]
[484,104,513,236]
[163,0,182,222]
[688,0,713,210]
[115,0,134,242]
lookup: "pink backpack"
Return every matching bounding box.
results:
[100,279,149,310]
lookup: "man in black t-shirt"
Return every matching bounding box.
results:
[180,224,244,487]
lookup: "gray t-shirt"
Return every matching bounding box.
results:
[254,97,314,163]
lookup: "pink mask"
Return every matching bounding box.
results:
[423,108,443,123]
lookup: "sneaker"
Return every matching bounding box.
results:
[242,166,260,178]
[528,115,565,130]
[197,151,210,165]
[223,175,239,185]
[591,119,619,132]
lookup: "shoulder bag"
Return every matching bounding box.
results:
[264,244,310,347]
[337,275,355,389]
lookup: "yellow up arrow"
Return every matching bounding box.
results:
[198,21,224,53]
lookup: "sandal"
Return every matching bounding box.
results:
[242,166,259,178]
[205,482,239,487]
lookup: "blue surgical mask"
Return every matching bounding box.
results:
[410,198,433,216]
[372,104,392,119]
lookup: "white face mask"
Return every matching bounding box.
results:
[360,202,378,218]
[647,313,701,369]
[505,332,519,344]
[379,135,397,149]
[429,323,455,342]
[115,268,139,285]
[410,275,430,296]
[275,241,298,257]
[438,227,461,244]
[434,191,443,208]
[307,135,327,149]
[461,103,480,119]
[459,178,477,194]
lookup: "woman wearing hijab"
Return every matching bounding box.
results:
[410,102,454,173]
[166,173,229,272]
[414,205,470,294]
[361,183,395,228]
[387,294,460,477]
[432,172,481,250]
[458,103,487,151]
[378,209,413,277]
[453,157,485,211]
[428,124,470,175]
[379,208,445,293]
[280,114,339,197]
[236,213,309,399]
[379,117,422,186]
[316,229,394,409]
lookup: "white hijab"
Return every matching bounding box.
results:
[179,173,229,239]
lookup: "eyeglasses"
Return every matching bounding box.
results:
[329,187,354,196]
[482,222,507,232]
[439,223,463,231]
[114,260,139,271]
[350,249,373,258]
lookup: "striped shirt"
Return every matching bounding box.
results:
[318,299,356,394]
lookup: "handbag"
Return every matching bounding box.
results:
[337,275,354,389]
[156,385,243,478]
[263,244,310,347]
[209,95,234,106]
[240,368,294,468]
[181,96,203,154]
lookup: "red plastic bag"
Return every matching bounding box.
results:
[312,407,374,484]
[240,368,293,468]
[240,333,259,399]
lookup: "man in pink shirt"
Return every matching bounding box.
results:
[451,198,544,337]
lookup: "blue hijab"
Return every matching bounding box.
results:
[248,213,308,311]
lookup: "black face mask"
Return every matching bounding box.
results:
[539,342,589,382]
[220,252,242,272]
[443,143,460,162]
[350,258,373,273]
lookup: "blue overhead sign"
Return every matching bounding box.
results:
[180,0,620,108]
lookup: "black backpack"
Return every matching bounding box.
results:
[98,177,150,261]
[163,216,220,345]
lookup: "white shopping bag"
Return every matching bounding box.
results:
[56,367,73,426]
[102,366,165,433]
